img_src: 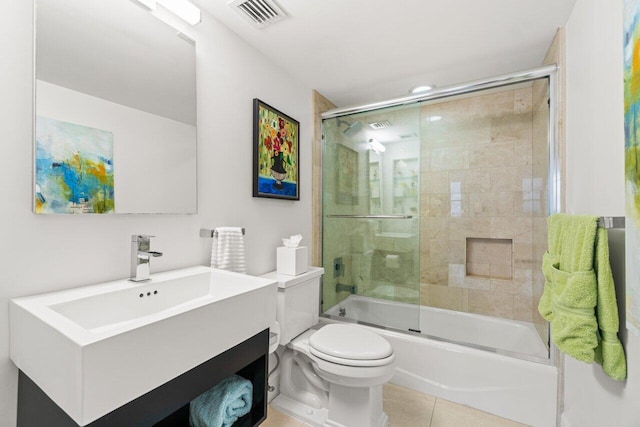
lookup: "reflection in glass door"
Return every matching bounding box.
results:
[321,106,421,333]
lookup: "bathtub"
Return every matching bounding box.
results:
[325,294,549,358]
[323,295,557,426]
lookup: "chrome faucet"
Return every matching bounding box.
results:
[130,235,163,282]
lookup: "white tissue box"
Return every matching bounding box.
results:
[277,246,308,276]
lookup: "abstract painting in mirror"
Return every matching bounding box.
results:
[624,0,640,334]
[34,0,197,214]
[35,117,115,214]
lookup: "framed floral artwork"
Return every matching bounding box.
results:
[253,99,300,200]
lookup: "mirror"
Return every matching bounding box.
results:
[34,0,197,214]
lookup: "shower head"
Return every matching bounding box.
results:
[337,119,364,138]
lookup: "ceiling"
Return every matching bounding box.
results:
[195,0,577,108]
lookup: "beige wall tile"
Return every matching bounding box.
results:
[490,165,533,193]
[422,263,449,286]
[490,279,515,294]
[490,217,533,242]
[450,168,492,193]
[448,263,465,286]
[414,86,544,324]
[514,87,533,114]
[422,171,450,194]
[420,283,430,305]
[448,239,466,264]
[469,142,515,168]
[490,112,533,143]
[490,263,512,280]
[514,294,534,322]
[428,284,464,311]
[460,276,491,290]
[513,269,533,296]
[513,137,534,166]
[423,193,451,217]
[467,289,514,318]
[470,192,515,217]
[448,218,492,241]
[466,262,491,277]
[431,146,469,171]
[469,91,514,118]
[466,237,513,264]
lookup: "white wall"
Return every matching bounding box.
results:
[564,0,640,425]
[0,2,312,426]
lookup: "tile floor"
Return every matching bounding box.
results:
[262,383,528,427]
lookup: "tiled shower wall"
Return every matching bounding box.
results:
[419,85,548,327]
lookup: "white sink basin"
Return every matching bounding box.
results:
[10,266,277,426]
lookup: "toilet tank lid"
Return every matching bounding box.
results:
[259,267,324,289]
[310,324,393,360]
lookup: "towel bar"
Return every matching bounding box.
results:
[599,217,625,229]
[199,228,246,238]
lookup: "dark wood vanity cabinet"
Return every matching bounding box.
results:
[17,329,269,427]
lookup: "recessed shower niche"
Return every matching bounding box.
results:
[465,237,513,280]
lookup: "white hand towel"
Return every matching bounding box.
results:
[211,227,246,274]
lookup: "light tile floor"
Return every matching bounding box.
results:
[262,383,528,427]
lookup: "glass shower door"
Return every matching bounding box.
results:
[321,106,421,333]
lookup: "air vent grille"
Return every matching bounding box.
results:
[228,0,287,29]
[369,120,392,129]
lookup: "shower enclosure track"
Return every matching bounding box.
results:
[321,64,557,119]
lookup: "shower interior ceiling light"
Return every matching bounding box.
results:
[131,0,201,25]
[429,115,442,122]
[368,138,386,154]
[410,84,435,94]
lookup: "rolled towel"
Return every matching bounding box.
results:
[189,375,253,427]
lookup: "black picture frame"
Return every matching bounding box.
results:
[252,99,300,200]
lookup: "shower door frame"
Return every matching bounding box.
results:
[320,64,560,365]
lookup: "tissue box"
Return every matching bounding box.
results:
[277,246,308,276]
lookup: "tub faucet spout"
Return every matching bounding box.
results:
[130,235,163,282]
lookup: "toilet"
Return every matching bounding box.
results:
[261,267,395,427]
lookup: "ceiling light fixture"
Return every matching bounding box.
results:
[131,0,201,25]
[429,115,442,122]
[410,84,435,94]
[368,138,386,154]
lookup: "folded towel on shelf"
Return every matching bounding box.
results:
[538,214,626,380]
[211,227,246,274]
[189,375,253,427]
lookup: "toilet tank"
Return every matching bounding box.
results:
[260,267,324,345]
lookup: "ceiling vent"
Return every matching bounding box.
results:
[368,120,392,129]
[228,0,287,29]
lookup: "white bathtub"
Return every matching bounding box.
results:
[326,294,549,358]
[323,295,557,426]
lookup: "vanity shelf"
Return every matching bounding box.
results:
[17,330,269,427]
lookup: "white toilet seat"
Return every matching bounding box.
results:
[289,326,396,388]
[309,324,394,363]
[310,347,396,367]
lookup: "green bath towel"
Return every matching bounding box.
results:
[538,214,626,380]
